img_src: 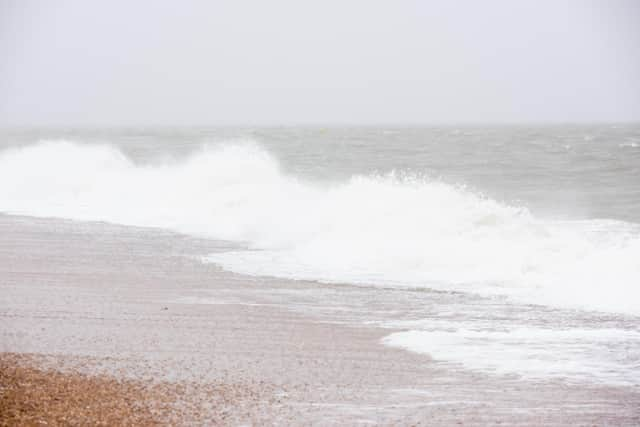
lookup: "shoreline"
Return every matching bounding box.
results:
[1,214,639,425]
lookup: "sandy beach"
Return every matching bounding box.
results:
[0,214,638,425]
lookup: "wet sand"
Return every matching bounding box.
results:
[1,214,638,425]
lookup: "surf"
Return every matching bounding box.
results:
[1,140,639,315]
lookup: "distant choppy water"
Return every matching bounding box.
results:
[2,125,639,221]
[1,125,639,385]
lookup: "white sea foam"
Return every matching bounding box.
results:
[383,327,640,385]
[619,141,639,148]
[2,140,640,315]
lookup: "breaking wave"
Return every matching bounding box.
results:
[1,140,639,315]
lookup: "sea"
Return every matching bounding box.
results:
[1,125,639,386]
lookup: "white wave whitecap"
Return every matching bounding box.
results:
[383,328,640,385]
[1,140,639,315]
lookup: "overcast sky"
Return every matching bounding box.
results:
[1,0,639,126]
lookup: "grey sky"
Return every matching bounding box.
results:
[1,0,639,126]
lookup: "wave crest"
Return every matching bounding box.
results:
[1,140,639,314]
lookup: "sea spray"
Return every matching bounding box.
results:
[2,140,639,315]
